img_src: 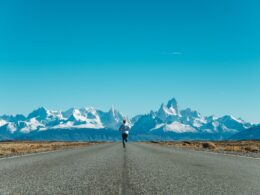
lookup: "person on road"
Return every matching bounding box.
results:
[119,119,130,148]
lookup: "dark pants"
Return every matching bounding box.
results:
[122,133,128,148]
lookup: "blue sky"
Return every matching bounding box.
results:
[0,0,259,122]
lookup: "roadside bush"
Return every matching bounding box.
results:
[202,142,216,149]
[244,146,259,152]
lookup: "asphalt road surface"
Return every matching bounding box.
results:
[0,142,260,195]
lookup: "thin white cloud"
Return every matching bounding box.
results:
[170,51,183,55]
[162,51,183,55]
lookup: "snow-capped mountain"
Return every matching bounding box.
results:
[57,107,104,129]
[0,119,7,127]
[0,106,126,135]
[157,98,180,122]
[0,98,257,141]
[97,106,127,130]
[131,98,253,139]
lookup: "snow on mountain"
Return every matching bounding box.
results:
[164,122,197,133]
[132,98,253,137]
[0,98,256,140]
[0,122,17,134]
[151,122,197,133]
[19,118,45,133]
[157,98,180,121]
[217,115,251,130]
[131,111,162,134]
[166,98,179,115]
[98,106,127,129]
[0,106,127,134]
[180,108,206,128]
[157,104,171,121]
[25,107,65,131]
[66,108,87,122]
[62,108,80,119]
[55,107,104,129]
[28,107,63,122]
[80,107,104,127]
[206,115,219,123]
[6,123,17,133]
[0,119,7,127]
[139,98,205,133]
[199,115,251,134]
[130,114,142,124]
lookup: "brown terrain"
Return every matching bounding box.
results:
[149,140,260,153]
[0,141,101,158]
[1,140,259,159]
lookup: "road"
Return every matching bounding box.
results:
[0,142,260,195]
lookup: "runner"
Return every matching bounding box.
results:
[119,119,130,148]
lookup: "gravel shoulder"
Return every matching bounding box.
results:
[0,141,103,158]
[148,140,260,158]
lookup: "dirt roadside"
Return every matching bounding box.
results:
[0,141,104,158]
[148,140,260,158]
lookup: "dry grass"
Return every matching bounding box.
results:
[0,141,101,157]
[149,141,260,153]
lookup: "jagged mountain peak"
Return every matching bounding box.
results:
[62,108,78,118]
[156,98,180,121]
[0,98,256,141]
[218,115,242,122]
[28,107,49,120]
[180,108,201,118]
[132,98,254,137]
[166,98,178,109]
[109,105,120,115]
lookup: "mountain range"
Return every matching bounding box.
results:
[230,125,260,140]
[0,98,258,141]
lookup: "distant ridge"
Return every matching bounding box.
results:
[0,98,257,141]
[230,125,260,140]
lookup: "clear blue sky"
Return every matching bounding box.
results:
[0,0,259,123]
